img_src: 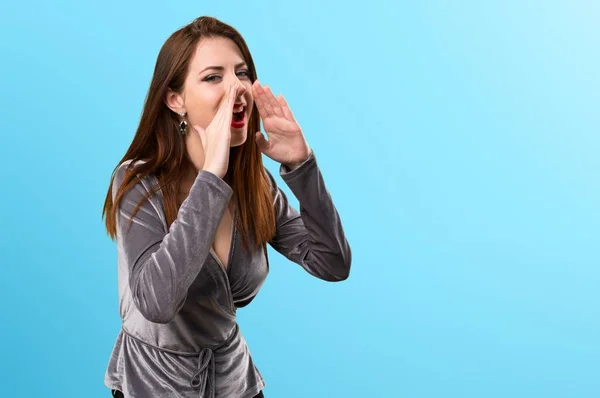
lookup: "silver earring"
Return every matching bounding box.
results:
[178,111,187,136]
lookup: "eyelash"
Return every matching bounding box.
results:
[204,70,251,82]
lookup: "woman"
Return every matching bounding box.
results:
[102,16,351,398]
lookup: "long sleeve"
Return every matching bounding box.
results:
[265,150,352,282]
[114,163,232,324]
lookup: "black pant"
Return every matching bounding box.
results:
[112,389,264,397]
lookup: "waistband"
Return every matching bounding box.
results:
[121,323,240,398]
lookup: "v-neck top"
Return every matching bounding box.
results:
[103,151,352,398]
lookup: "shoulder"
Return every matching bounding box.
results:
[115,158,148,179]
[113,159,160,200]
[262,166,277,188]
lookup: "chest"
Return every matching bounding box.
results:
[171,185,269,311]
[211,204,234,270]
[187,206,269,310]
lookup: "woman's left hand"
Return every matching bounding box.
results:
[252,80,312,168]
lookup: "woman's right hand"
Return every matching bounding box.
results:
[193,83,240,179]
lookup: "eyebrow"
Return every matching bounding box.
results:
[198,62,248,75]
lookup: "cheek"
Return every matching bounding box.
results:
[186,87,223,126]
[206,90,224,111]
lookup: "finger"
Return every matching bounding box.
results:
[192,125,206,148]
[211,84,237,130]
[263,86,284,118]
[216,84,233,111]
[223,83,238,125]
[253,82,274,118]
[276,94,295,122]
[252,85,268,118]
[252,81,269,117]
[213,84,236,121]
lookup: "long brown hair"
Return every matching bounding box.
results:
[102,16,276,254]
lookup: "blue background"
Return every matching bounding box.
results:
[1,1,598,397]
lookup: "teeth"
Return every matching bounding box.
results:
[233,106,245,113]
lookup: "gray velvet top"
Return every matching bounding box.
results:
[103,150,352,398]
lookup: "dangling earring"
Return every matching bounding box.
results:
[178,111,187,136]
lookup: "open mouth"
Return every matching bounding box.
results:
[231,105,246,128]
[232,106,245,122]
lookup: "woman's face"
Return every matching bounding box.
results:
[166,36,254,170]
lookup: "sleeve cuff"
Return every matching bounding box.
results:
[279,150,317,181]
[192,170,234,197]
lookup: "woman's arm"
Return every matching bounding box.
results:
[266,150,352,281]
[115,162,232,323]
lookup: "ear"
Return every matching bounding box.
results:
[165,89,185,115]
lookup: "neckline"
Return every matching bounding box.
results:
[210,203,236,274]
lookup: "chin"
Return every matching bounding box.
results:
[230,130,247,147]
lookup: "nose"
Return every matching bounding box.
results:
[232,81,247,99]
[227,74,247,99]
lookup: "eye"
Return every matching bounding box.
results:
[237,69,251,79]
[203,75,221,82]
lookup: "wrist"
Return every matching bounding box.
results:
[284,149,313,171]
[201,167,224,179]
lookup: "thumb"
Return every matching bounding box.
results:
[192,125,206,148]
[255,131,270,154]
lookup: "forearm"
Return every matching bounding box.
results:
[121,170,232,323]
[271,151,352,281]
